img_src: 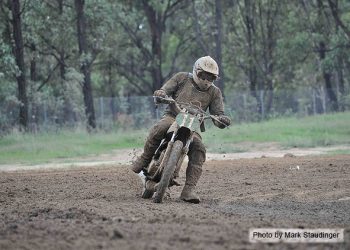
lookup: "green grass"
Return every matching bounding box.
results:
[1,112,350,164]
[0,129,146,165]
[203,112,350,153]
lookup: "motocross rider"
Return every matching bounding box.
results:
[131,56,231,203]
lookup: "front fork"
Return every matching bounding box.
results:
[156,126,193,181]
[173,134,192,178]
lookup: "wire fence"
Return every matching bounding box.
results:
[1,86,350,132]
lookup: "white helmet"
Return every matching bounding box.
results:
[192,56,219,91]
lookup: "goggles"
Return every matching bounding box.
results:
[197,70,218,82]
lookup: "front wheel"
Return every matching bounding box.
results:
[153,140,183,203]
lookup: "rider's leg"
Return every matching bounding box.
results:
[130,116,174,173]
[180,133,206,203]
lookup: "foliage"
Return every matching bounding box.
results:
[0,0,350,131]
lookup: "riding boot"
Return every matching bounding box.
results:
[180,163,202,203]
[130,139,161,173]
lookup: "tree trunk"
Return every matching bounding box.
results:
[265,19,275,114]
[316,0,338,112]
[243,0,262,116]
[319,41,339,112]
[60,48,74,124]
[55,0,73,124]
[336,56,345,111]
[74,0,96,130]
[30,43,37,82]
[10,0,28,130]
[142,0,163,91]
[58,0,63,14]
[29,43,40,129]
[107,61,116,121]
[215,0,224,93]
[265,81,273,114]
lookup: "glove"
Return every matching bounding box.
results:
[154,89,166,98]
[153,89,167,104]
[219,115,231,127]
[214,115,231,129]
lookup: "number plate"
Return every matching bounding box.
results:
[176,112,201,132]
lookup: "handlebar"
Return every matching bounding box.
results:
[153,96,227,127]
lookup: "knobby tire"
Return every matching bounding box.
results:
[153,140,183,203]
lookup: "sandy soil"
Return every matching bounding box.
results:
[0,155,349,250]
[1,144,349,171]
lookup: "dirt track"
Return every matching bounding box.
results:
[0,155,349,250]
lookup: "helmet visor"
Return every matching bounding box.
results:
[197,71,218,82]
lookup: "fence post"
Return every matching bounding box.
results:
[100,97,104,128]
[321,87,327,113]
[312,89,316,115]
[260,90,265,119]
[43,101,47,127]
[242,93,246,121]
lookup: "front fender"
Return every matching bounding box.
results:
[167,121,179,134]
[166,122,191,146]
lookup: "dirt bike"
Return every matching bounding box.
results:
[141,96,226,203]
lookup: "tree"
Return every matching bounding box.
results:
[191,0,227,93]
[1,0,350,131]
[229,0,282,117]
[297,0,340,112]
[327,0,350,40]
[326,0,350,110]
[74,0,96,129]
[111,0,190,95]
[317,0,339,111]
[9,0,28,130]
[214,0,224,92]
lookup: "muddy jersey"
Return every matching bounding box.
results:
[160,72,225,117]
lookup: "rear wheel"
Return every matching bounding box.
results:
[153,140,183,203]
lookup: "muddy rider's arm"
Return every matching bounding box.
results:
[209,87,225,116]
[209,88,231,129]
[156,72,187,97]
